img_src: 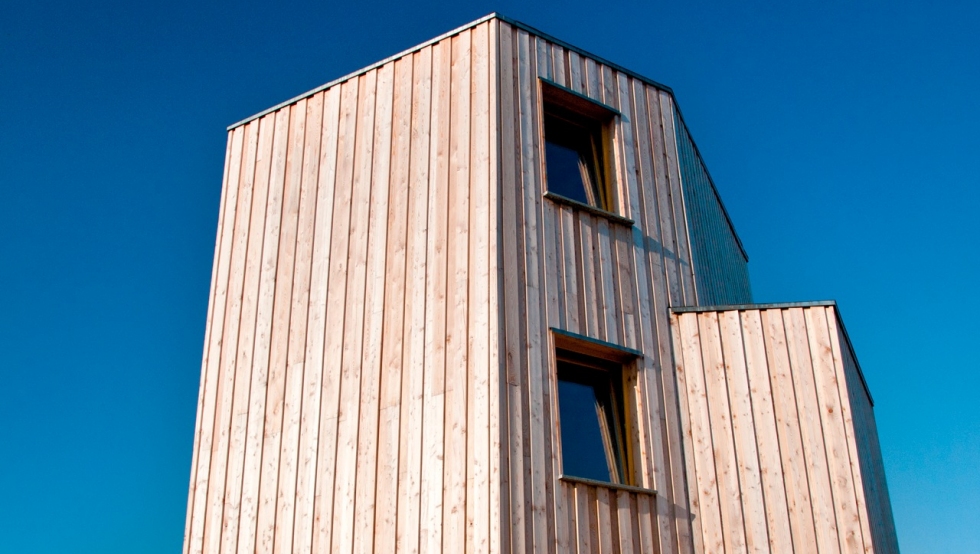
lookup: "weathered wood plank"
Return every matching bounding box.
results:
[826,309,875,554]
[677,313,724,553]
[783,307,840,554]
[291,85,342,554]
[351,61,394,554]
[188,125,243,554]
[372,54,413,554]
[310,78,359,554]
[466,21,492,554]
[719,311,769,553]
[273,92,319,554]
[699,312,748,554]
[761,309,817,553]
[498,21,528,554]
[419,37,450,554]
[739,310,794,553]
[806,307,864,554]
[255,102,304,553]
[395,46,432,554]
[486,18,502,554]
[217,119,262,554]
[184,129,231,554]
[204,121,256,554]
[442,30,471,554]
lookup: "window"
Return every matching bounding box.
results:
[556,350,631,484]
[541,81,616,212]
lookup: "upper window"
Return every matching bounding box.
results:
[541,82,616,212]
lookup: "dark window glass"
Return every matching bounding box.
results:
[556,357,628,484]
[544,110,607,209]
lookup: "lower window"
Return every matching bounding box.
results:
[556,349,631,485]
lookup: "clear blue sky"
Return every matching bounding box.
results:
[2,1,977,552]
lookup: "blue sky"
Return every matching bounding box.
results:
[1,0,977,552]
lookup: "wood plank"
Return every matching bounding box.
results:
[533,35,559,554]
[783,307,840,554]
[254,102,304,553]
[699,312,748,554]
[292,85,342,554]
[761,308,817,553]
[657,92,696,305]
[331,70,379,554]
[210,119,259,554]
[395,46,432,554]
[595,217,619,343]
[559,206,580,333]
[567,50,584,93]
[486,18,502,554]
[466,20,492,554]
[419,37,450,554]
[183,131,232,554]
[221,113,272,552]
[498,21,528,554]
[826,309,875,554]
[579,213,600,338]
[310,78,360,554]
[739,309,794,553]
[274,91,320,554]
[267,98,309,554]
[677,312,724,553]
[669,312,700,554]
[617,490,635,554]
[188,125,243,554]
[631,79,686,554]
[235,110,290,554]
[218,113,271,554]
[595,486,614,554]
[441,30,472,554]
[373,54,413,554]
[517,29,551,553]
[805,307,864,554]
[351,61,394,554]
[204,120,256,554]
[719,311,769,553]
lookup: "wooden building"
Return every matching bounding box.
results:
[183,13,898,554]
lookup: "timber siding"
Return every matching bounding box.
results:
[671,303,898,554]
[184,21,499,554]
[184,13,897,554]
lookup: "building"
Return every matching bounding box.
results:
[182,13,899,554]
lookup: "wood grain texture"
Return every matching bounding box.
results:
[671,306,894,554]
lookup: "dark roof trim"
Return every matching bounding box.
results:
[227,12,675,130]
[671,300,874,404]
[672,109,749,261]
[670,300,838,313]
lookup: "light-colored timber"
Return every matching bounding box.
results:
[184,14,898,554]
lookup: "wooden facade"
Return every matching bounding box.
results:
[671,304,898,554]
[184,13,897,554]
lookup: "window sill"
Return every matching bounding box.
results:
[559,475,657,496]
[543,191,634,227]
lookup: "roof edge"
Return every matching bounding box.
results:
[227,12,676,130]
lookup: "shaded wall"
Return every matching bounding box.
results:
[673,116,751,306]
[497,18,703,554]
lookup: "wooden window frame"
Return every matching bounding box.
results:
[551,328,641,487]
[539,79,620,216]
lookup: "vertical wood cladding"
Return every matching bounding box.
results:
[183,20,498,554]
[673,116,751,306]
[187,14,896,554]
[498,19,702,554]
[671,305,898,554]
